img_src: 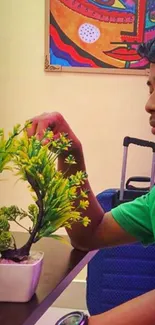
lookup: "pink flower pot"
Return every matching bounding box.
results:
[0,251,44,302]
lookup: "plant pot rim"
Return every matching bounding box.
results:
[0,250,44,266]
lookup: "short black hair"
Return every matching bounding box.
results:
[138,38,155,63]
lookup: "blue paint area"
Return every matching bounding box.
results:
[88,0,134,13]
[120,0,135,10]
[50,49,70,66]
[147,0,155,12]
[145,13,155,30]
[125,61,130,68]
[50,39,91,67]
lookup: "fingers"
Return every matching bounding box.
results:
[27,114,54,139]
[36,120,57,141]
[36,120,47,140]
[53,132,61,140]
[26,119,38,137]
[41,138,50,146]
[27,112,65,141]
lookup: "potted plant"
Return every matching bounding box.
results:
[0,124,90,302]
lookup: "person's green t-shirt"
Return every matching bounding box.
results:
[111,187,155,246]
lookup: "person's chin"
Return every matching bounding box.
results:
[149,118,155,134]
[151,127,155,135]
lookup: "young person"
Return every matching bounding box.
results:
[28,39,155,325]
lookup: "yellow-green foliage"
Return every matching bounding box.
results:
[0,125,90,253]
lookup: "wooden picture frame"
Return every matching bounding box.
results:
[45,0,154,76]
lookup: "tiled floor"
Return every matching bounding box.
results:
[36,307,88,325]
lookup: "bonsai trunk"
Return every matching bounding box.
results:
[1,198,43,261]
[1,174,44,262]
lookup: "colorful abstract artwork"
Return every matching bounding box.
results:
[45,0,155,74]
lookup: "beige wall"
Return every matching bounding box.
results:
[0,0,154,232]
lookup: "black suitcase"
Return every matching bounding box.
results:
[112,136,155,207]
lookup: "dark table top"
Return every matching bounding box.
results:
[0,232,97,325]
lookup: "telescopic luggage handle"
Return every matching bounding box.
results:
[119,137,155,201]
[123,137,155,152]
[126,176,151,191]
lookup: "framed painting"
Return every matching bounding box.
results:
[45,0,155,75]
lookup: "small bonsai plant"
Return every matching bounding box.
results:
[0,124,90,263]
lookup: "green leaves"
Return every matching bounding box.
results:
[0,215,10,231]
[69,171,88,186]
[79,200,89,210]
[82,217,91,227]
[0,231,12,251]
[0,206,26,222]
[0,124,90,254]
[65,154,77,165]
[0,206,13,251]
[28,204,38,226]
[50,133,72,151]
[0,123,25,174]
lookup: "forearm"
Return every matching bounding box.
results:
[89,290,155,325]
[58,151,104,250]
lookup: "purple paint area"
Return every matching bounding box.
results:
[130,57,149,68]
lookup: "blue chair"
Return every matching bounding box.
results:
[86,190,155,316]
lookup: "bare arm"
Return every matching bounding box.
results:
[89,289,155,325]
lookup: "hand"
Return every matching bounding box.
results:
[27,112,83,157]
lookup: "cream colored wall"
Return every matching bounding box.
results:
[0,1,154,238]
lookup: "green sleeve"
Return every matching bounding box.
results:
[111,188,155,246]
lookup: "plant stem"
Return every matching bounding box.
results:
[17,173,44,254]
[10,218,30,233]
[11,235,17,250]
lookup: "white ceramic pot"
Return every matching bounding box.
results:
[0,251,44,302]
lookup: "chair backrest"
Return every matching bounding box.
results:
[86,190,155,316]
